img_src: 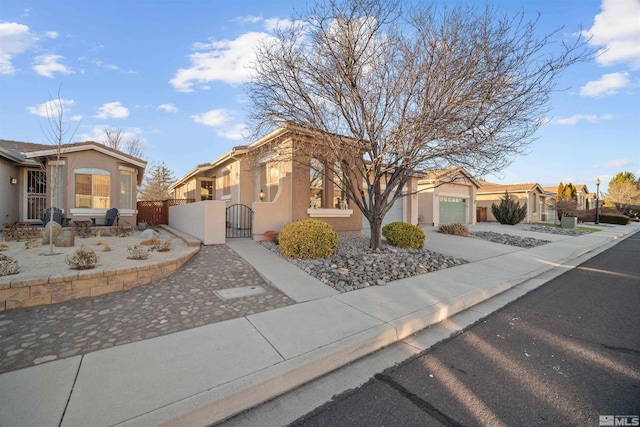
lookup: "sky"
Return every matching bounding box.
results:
[1,0,638,194]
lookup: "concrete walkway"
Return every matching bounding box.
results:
[0,223,637,427]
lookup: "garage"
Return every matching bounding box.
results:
[362,197,404,229]
[439,196,467,224]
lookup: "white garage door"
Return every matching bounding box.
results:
[439,196,467,224]
[362,197,404,229]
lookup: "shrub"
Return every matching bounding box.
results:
[0,254,20,276]
[3,222,41,241]
[0,242,7,251]
[114,224,135,237]
[72,222,93,238]
[66,246,98,270]
[491,191,527,225]
[127,244,151,260]
[382,222,425,249]
[154,238,173,252]
[438,223,469,236]
[279,219,338,259]
[599,214,631,225]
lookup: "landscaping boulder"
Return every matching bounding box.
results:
[42,221,63,245]
[54,230,75,247]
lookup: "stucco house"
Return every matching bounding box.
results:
[476,181,553,223]
[0,139,146,226]
[417,167,480,226]
[170,122,420,240]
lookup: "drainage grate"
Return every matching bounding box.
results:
[214,286,266,300]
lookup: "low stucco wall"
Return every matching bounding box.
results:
[169,201,226,245]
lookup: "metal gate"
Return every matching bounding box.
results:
[226,204,253,238]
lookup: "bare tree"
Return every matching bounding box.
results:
[102,127,144,159]
[247,0,593,249]
[41,87,80,254]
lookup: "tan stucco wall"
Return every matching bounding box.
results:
[169,201,226,245]
[476,190,547,223]
[0,158,20,223]
[418,180,476,225]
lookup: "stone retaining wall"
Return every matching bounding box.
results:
[0,249,198,311]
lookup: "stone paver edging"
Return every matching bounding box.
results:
[0,224,201,311]
[0,249,199,311]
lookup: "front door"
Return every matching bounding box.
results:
[26,169,47,222]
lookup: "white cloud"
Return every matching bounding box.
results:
[603,158,632,168]
[33,54,73,77]
[94,102,129,119]
[192,109,230,126]
[232,14,263,24]
[216,124,247,140]
[158,103,178,113]
[0,22,38,74]
[78,125,143,145]
[264,18,295,31]
[70,115,82,121]
[170,31,275,91]
[27,99,75,117]
[45,31,59,39]
[554,114,613,125]
[585,0,640,69]
[580,72,630,97]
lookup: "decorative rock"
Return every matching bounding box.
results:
[42,221,62,245]
[54,230,75,247]
[141,229,160,240]
[259,235,468,294]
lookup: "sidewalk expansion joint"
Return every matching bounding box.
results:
[58,355,83,427]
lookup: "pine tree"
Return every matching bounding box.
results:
[491,190,527,225]
[139,162,175,201]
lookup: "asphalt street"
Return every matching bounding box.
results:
[289,230,640,427]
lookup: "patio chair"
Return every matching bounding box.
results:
[104,208,119,226]
[42,207,63,226]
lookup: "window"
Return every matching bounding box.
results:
[310,158,324,208]
[333,162,346,208]
[532,193,537,213]
[120,170,133,209]
[222,170,231,198]
[74,168,110,208]
[260,161,280,202]
[200,179,214,201]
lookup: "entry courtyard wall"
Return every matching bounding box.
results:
[169,201,226,245]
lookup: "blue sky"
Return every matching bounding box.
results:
[1,0,638,193]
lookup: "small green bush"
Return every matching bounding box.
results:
[491,190,527,225]
[382,222,425,249]
[599,214,630,225]
[438,223,469,236]
[279,219,338,259]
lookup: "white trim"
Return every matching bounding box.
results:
[24,144,146,168]
[118,165,136,172]
[308,208,353,218]
[49,160,65,166]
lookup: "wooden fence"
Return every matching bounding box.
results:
[136,199,193,225]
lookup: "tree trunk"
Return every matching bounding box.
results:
[368,217,383,250]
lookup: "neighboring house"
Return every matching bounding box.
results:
[170,122,420,240]
[0,139,146,225]
[542,183,591,211]
[476,181,552,223]
[417,167,480,226]
[574,184,590,210]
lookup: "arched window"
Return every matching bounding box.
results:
[74,168,110,208]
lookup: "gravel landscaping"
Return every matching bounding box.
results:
[260,235,467,293]
[260,223,590,293]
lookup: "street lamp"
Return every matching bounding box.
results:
[595,178,600,225]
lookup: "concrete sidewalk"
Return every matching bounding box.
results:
[0,223,637,427]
